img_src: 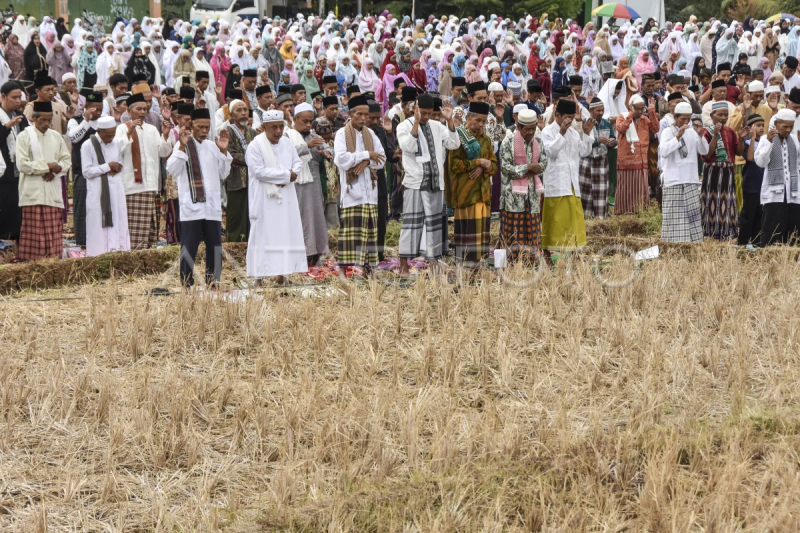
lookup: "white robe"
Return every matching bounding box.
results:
[244,134,308,277]
[165,138,232,222]
[80,135,130,256]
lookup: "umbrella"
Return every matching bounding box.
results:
[591,3,641,20]
[765,13,798,23]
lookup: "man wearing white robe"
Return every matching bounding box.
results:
[115,92,172,250]
[245,109,308,284]
[80,116,130,256]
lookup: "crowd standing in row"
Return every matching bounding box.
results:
[0,12,799,285]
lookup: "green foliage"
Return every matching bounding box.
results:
[515,0,585,19]
[778,0,800,14]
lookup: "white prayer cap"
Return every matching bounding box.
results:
[517,109,537,125]
[488,62,501,71]
[229,99,247,112]
[513,103,528,114]
[294,102,315,116]
[62,72,76,82]
[775,109,796,122]
[748,80,765,92]
[674,102,692,115]
[96,116,117,129]
[263,110,285,123]
[765,85,781,95]
[629,94,645,106]
[487,82,504,92]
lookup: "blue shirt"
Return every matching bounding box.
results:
[742,139,764,194]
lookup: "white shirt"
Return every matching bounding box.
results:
[396,118,460,190]
[540,121,593,198]
[659,127,709,187]
[784,73,800,94]
[754,134,800,205]
[333,126,387,208]
[251,106,272,131]
[165,138,233,221]
[67,117,99,144]
[80,134,130,256]
[114,122,173,194]
[16,127,67,208]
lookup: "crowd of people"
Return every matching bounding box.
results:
[0,11,799,286]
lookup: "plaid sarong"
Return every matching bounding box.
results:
[661,183,703,243]
[499,207,542,262]
[701,162,738,240]
[18,205,63,261]
[126,191,159,250]
[578,155,610,220]
[399,188,444,259]
[453,201,491,267]
[338,204,378,267]
[615,168,649,215]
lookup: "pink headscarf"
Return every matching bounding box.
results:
[359,57,379,92]
[632,49,655,88]
[44,29,56,50]
[285,59,299,83]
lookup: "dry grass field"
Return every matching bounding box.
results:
[3,215,800,531]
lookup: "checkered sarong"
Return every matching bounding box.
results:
[578,155,610,219]
[126,191,159,250]
[661,183,703,243]
[499,208,542,262]
[18,205,63,261]
[338,204,378,267]
[399,188,444,259]
[453,202,491,266]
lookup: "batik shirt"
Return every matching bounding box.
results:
[499,133,548,213]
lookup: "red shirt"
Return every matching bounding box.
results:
[702,84,741,105]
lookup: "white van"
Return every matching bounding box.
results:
[190,0,264,26]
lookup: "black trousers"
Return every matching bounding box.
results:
[180,219,223,286]
[760,201,800,247]
[377,194,387,261]
[73,174,87,246]
[738,192,763,245]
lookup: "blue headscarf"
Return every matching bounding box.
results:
[501,62,517,86]
[452,54,466,77]
[552,57,567,89]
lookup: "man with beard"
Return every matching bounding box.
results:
[286,102,331,265]
[225,99,257,242]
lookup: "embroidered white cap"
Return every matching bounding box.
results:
[674,102,692,115]
[748,80,765,92]
[487,82,504,92]
[263,110,285,123]
[513,103,528,114]
[629,94,645,106]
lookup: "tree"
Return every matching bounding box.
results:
[515,0,585,19]
[725,0,777,21]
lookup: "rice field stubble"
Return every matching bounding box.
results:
[2,239,800,531]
